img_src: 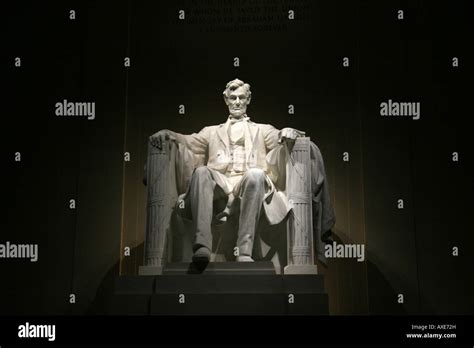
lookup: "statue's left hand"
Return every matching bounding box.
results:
[279,128,305,143]
[214,194,235,224]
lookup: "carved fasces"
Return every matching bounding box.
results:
[285,137,317,274]
[144,140,178,268]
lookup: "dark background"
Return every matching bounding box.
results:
[3,0,473,315]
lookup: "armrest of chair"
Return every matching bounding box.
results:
[284,137,319,274]
[142,139,180,270]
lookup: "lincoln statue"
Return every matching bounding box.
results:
[149,79,335,265]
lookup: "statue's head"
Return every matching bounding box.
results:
[223,78,251,118]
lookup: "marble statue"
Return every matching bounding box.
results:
[148,79,335,271]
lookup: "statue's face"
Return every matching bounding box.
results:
[225,86,251,118]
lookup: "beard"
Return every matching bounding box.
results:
[229,108,246,118]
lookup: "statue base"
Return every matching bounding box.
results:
[163,261,276,275]
[104,262,328,315]
[138,266,163,275]
[284,264,318,275]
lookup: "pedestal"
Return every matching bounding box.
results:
[106,262,328,315]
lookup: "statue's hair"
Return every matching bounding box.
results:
[223,78,251,99]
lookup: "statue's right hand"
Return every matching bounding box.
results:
[150,130,171,149]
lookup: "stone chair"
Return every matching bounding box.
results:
[139,137,321,275]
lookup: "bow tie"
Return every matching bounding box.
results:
[229,115,249,124]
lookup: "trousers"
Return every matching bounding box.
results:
[188,166,266,256]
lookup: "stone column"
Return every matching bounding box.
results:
[139,140,176,275]
[284,137,318,274]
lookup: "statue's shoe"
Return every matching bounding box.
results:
[192,246,211,264]
[236,255,254,262]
